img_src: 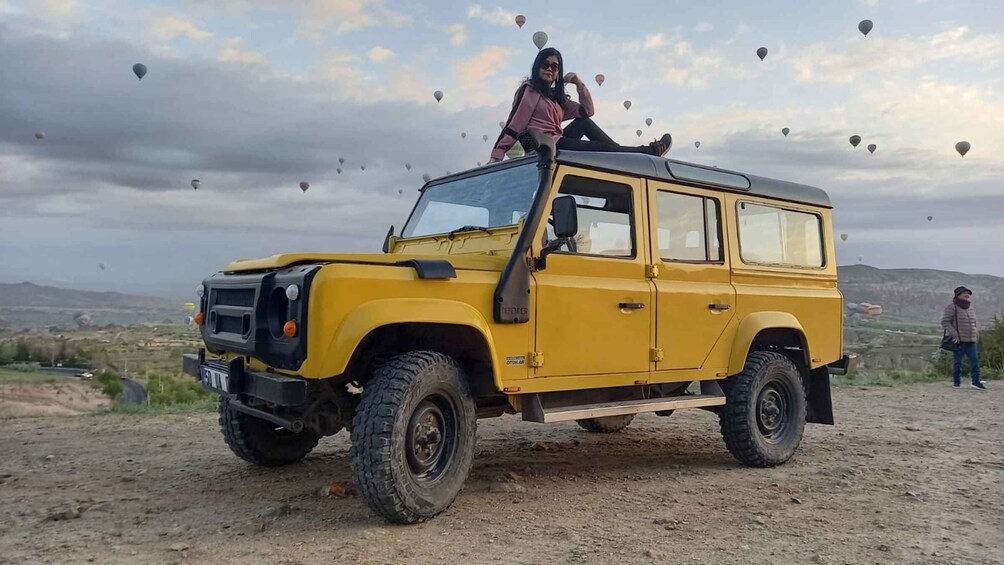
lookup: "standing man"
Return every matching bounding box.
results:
[941,286,986,391]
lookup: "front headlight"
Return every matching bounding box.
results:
[285,284,300,301]
[196,284,205,298]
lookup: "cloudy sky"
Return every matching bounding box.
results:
[1,0,1003,299]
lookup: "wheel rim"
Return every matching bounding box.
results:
[756,379,794,443]
[405,396,458,483]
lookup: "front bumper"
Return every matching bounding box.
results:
[182,350,308,406]
[826,355,851,376]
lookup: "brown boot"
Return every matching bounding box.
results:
[648,133,672,156]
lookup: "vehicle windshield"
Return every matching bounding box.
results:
[402,162,539,238]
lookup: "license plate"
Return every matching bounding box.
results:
[201,366,230,393]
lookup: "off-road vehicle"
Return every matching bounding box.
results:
[183,131,848,524]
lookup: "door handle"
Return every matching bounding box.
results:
[619,302,646,310]
[708,303,732,310]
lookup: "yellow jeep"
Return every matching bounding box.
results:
[183,131,847,524]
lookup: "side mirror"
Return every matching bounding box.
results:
[551,195,578,239]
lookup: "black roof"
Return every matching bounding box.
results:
[555,151,831,208]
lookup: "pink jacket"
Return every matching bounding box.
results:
[490,81,594,162]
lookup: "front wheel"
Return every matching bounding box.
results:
[350,352,476,524]
[219,397,320,467]
[718,351,806,467]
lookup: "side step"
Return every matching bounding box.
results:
[522,394,726,424]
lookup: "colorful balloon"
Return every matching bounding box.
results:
[515,15,525,28]
[397,189,404,195]
[645,118,653,127]
[461,132,466,139]
[594,74,605,86]
[782,127,790,137]
[338,157,345,165]
[867,144,877,154]
[34,132,45,140]
[361,165,366,171]
[636,129,642,137]
[483,134,489,142]
[756,47,768,61]
[434,90,443,103]
[405,163,412,170]
[858,20,873,36]
[849,135,861,148]
[694,141,701,149]
[840,233,848,241]
[132,63,147,80]
[927,215,933,222]
[532,31,548,50]
[623,100,632,110]
[299,181,309,192]
[336,168,341,174]
[955,141,971,157]
[191,179,200,190]
[422,174,431,182]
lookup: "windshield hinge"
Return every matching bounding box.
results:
[529,352,545,368]
[646,264,660,278]
[650,348,664,362]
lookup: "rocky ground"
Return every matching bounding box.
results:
[0,382,109,418]
[1,383,1002,565]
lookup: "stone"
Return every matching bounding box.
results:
[644,549,665,559]
[489,482,526,494]
[169,542,190,552]
[905,425,922,432]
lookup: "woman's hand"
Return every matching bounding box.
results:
[563,72,582,86]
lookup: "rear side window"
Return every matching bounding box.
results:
[655,191,722,262]
[737,202,824,268]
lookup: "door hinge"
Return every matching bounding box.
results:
[529,352,545,368]
[646,264,660,278]
[650,348,664,362]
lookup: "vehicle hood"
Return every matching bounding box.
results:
[224,252,508,273]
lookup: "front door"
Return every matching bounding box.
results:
[648,182,736,370]
[532,170,652,377]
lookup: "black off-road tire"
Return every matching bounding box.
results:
[719,351,806,467]
[219,397,320,467]
[575,414,635,433]
[350,352,477,524]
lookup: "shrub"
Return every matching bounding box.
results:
[95,369,123,399]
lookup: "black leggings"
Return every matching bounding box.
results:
[557,117,652,154]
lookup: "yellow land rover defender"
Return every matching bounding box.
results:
[183,131,847,524]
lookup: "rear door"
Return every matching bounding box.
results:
[647,181,736,370]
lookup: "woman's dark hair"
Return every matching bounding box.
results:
[528,47,567,108]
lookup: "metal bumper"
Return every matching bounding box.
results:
[827,355,850,376]
[182,350,308,406]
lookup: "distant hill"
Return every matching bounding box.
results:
[0,283,179,330]
[838,265,1004,327]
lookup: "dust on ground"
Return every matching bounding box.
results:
[1,383,1001,565]
[0,382,109,418]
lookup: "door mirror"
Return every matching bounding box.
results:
[551,195,578,239]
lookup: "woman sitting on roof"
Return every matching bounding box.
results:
[490,47,671,163]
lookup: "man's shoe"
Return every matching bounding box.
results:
[952,383,961,389]
[971,382,988,391]
[649,133,672,156]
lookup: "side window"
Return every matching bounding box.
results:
[656,191,722,262]
[737,201,823,267]
[546,176,635,258]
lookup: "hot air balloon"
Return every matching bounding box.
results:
[34,132,45,140]
[477,162,482,167]
[532,31,548,50]
[645,118,653,127]
[867,144,877,154]
[515,15,525,28]
[694,141,701,149]
[623,100,632,110]
[840,233,848,241]
[191,179,200,190]
[299,181,310,192]
[636,129,642,137]
[183,302,195,313]
[397,189,404,195]
[132,63,147,80]
[857,255,863,262]
[782,127,790,137]
[858,20,873,36]
[434,90,444,103]
[927,215,933,222]
[461,132,467,139]
[595,74,605,86]
[955,141,971,157]
[405,163,412,170]
[336,168,342,174]
[499,121,506,128]
[422,173,432,182]
[756,47,768,61]
[482,134,489,142]
[98,263,107,271]
[361,165,366,171]
[338,157,345,165]
[849,135,862,148]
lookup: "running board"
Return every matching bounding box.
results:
[522,394,726,424]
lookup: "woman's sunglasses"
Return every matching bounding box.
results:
[540,62,559,71]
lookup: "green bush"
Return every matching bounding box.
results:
[145,373,214,406]
[5,362,39,373]
[95,369,123,399]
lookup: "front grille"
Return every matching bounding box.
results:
[214,288,255,307]
[217,314,248,335]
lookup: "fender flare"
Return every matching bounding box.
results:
[320,298,501,388]
[727,312,808,375]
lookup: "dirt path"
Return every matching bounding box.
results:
[1,384,1001,565]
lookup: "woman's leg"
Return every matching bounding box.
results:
[964,343,981,385]
[556,137,646,153]
[559,118,671,155]
[563,117,616,144]
[952,345,964,386]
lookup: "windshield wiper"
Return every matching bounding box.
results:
[447,225,490,240]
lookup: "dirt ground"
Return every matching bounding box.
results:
[1,383,1001,565]
[0,383,109,418]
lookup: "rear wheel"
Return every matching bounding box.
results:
[218,397,320,467]
[718,351,806,467]
[350,352,476,524]
[576,414,635,433]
